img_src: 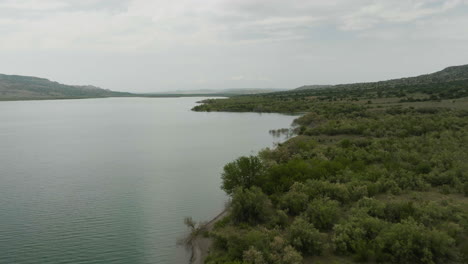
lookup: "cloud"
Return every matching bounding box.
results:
[229,75,270,81]
[230,75,246,81]
[0,0,67,10]
[340,0,464,31]
[0,0,467,91]
[1,0,466,51]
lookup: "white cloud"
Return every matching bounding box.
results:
[1,0,466,51]
[230,75,246,81]
[340,0,464,31]
[0,0,467,91]
[0,0,67,10]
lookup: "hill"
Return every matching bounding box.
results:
[0,74,133,100]
[147,88,285,97]
[333,64,468,90]
[0,73,286,100]
[193,64,468,113]
[296,64,468,91]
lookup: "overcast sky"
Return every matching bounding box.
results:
[1,0,467,92]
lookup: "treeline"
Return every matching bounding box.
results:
[202,105,468,264]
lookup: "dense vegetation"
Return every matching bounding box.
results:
[194,65,468,264]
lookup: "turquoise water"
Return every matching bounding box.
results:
[0,97,295,264]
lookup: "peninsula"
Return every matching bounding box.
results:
[190,64,468,264]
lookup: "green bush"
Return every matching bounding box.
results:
[333,215,387,260]
[304,197,341,231]
[211,227,273,261]
[268,236,303,264]
[287,217,325,255]
[304,180,350,204]
[231,187,273,225]
[279,182,309,215]
[376,219,456,263]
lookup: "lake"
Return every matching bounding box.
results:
[0,97,296,264]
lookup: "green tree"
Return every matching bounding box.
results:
[281,246,303,264]
[243,246,265,264]
[266,236,304,264]
[333,215,387,261]
[305,198,341,231]
[287,217,325,255]
[279,182,309,215]
[222,156,264,195]
[376,219,456,263]
[231,187,273,225]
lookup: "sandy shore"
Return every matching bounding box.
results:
[190,210,228,264]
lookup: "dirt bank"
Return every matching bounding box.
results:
[190,210,228,264]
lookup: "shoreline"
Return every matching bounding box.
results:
[0,94,229,102]
[190,209,228,264]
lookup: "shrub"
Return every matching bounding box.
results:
[376,219,456,263]
[268,236,303,264]
[304,180,351,203]
[333,215,387,260]
[304,198,341,231]
[243,246,265,264]
[211,227,273,261]
[279,182,309,215]
[231,187,273,225]
[287,217,325,255]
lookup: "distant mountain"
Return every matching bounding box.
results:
[0,74,132,100]
[151,88,285,96]
[294,64,468,91]
[221,88,285,95]
[0,73,284,100]
[4,64,467,101]
[335,64,468,89]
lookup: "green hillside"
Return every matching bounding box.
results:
[193,65,468,113]
[0,74,133,100]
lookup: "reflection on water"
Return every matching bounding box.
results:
[269,128,295,139]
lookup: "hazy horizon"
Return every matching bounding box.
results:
[1,0,468,93]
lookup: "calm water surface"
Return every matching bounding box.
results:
[0,98,296,264]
